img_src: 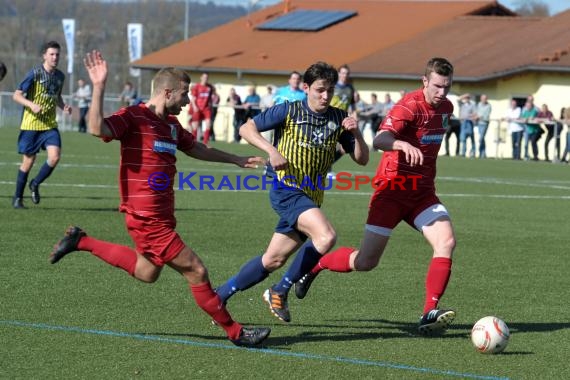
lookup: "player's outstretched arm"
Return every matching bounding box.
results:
[373,130,423,167]
[84,50,112,138]
[240,119,287,170]
[186,142,265,168]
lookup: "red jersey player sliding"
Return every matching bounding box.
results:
[295,57,457,335]
[49,50,270,347]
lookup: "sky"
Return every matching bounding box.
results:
[500,0,570,14]
[207,0,570,16]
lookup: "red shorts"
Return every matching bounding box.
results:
[125,213,186,267]
[366,188,442,231]
[191,107,212,123]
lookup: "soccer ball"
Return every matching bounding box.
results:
[471,316,510,354]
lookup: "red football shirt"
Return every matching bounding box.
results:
[104,104,195,220]
[375,88,453,191]
[191,83,213,110]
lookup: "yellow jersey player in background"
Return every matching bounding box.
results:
[12,41,71,209]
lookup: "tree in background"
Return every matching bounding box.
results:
[0,0,247,95]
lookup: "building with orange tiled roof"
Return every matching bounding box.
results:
[133,0,570,159]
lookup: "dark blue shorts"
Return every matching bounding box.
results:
[17,129,61,155]
[270,186,317,238]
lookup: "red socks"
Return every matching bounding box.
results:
[311,246,355,275]
[77,236,242,340]
[191,282,242,340]
[78,236,137,276]
[424,257,452,313]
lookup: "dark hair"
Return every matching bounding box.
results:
[303,61,338,87]
[338,64,350,72]
[0,61,6,81]
[42,41,61,54]
[425,57,453,78]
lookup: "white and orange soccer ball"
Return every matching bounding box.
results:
[471,316,510,354]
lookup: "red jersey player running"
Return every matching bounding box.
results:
[294,57,457,335]
[189,72,214,145]
[49,50,270,347]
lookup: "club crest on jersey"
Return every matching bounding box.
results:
[312,131,324,145]
[326,121,338,131]
[442,114,449,129]
[169,124,177,140]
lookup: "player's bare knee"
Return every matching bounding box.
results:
[435,236,456,257]
[137,270,160,283]
[313,230,337,253]
[191,263,208,280]
[47,156,60,167]
[265,255,287,271]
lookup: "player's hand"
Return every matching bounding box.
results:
[237,156,266,169]
[399,141,424,166]
[341,116,358,132]
[30,103,41,114]
[63,104,72,115]
[268,151,288,170]
[84,50,108,86]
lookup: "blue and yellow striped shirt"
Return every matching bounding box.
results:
[17,65,65,131]
[253,100,354,206]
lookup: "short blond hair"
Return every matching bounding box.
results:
[152,68,190,96]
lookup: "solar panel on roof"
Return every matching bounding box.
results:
[256,9,357,32]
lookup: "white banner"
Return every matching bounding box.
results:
[127,23,143,77]
[62,18,75,74]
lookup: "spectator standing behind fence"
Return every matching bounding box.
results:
[382,93,395,117]
[119,81,137,107]
[328,64,357,177]
[259,85,276,143]
[0,61,6,82]
[523,95,539,160]
[273,71,306,105]
[458,93,476,158]
[11,41,72,209]
[74,78,91,133]
[358,92,383,137]
[354,92,368,131]
[521,100,542,161]
[443,93,460,156]
[560,108,569,163]
[260,85,275,110]
[227,88,246,143]
[209,87,220,142]
[475,94,491,158]
[243,86,261,120]
[504,99,523,160]
[537,103,561,162]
